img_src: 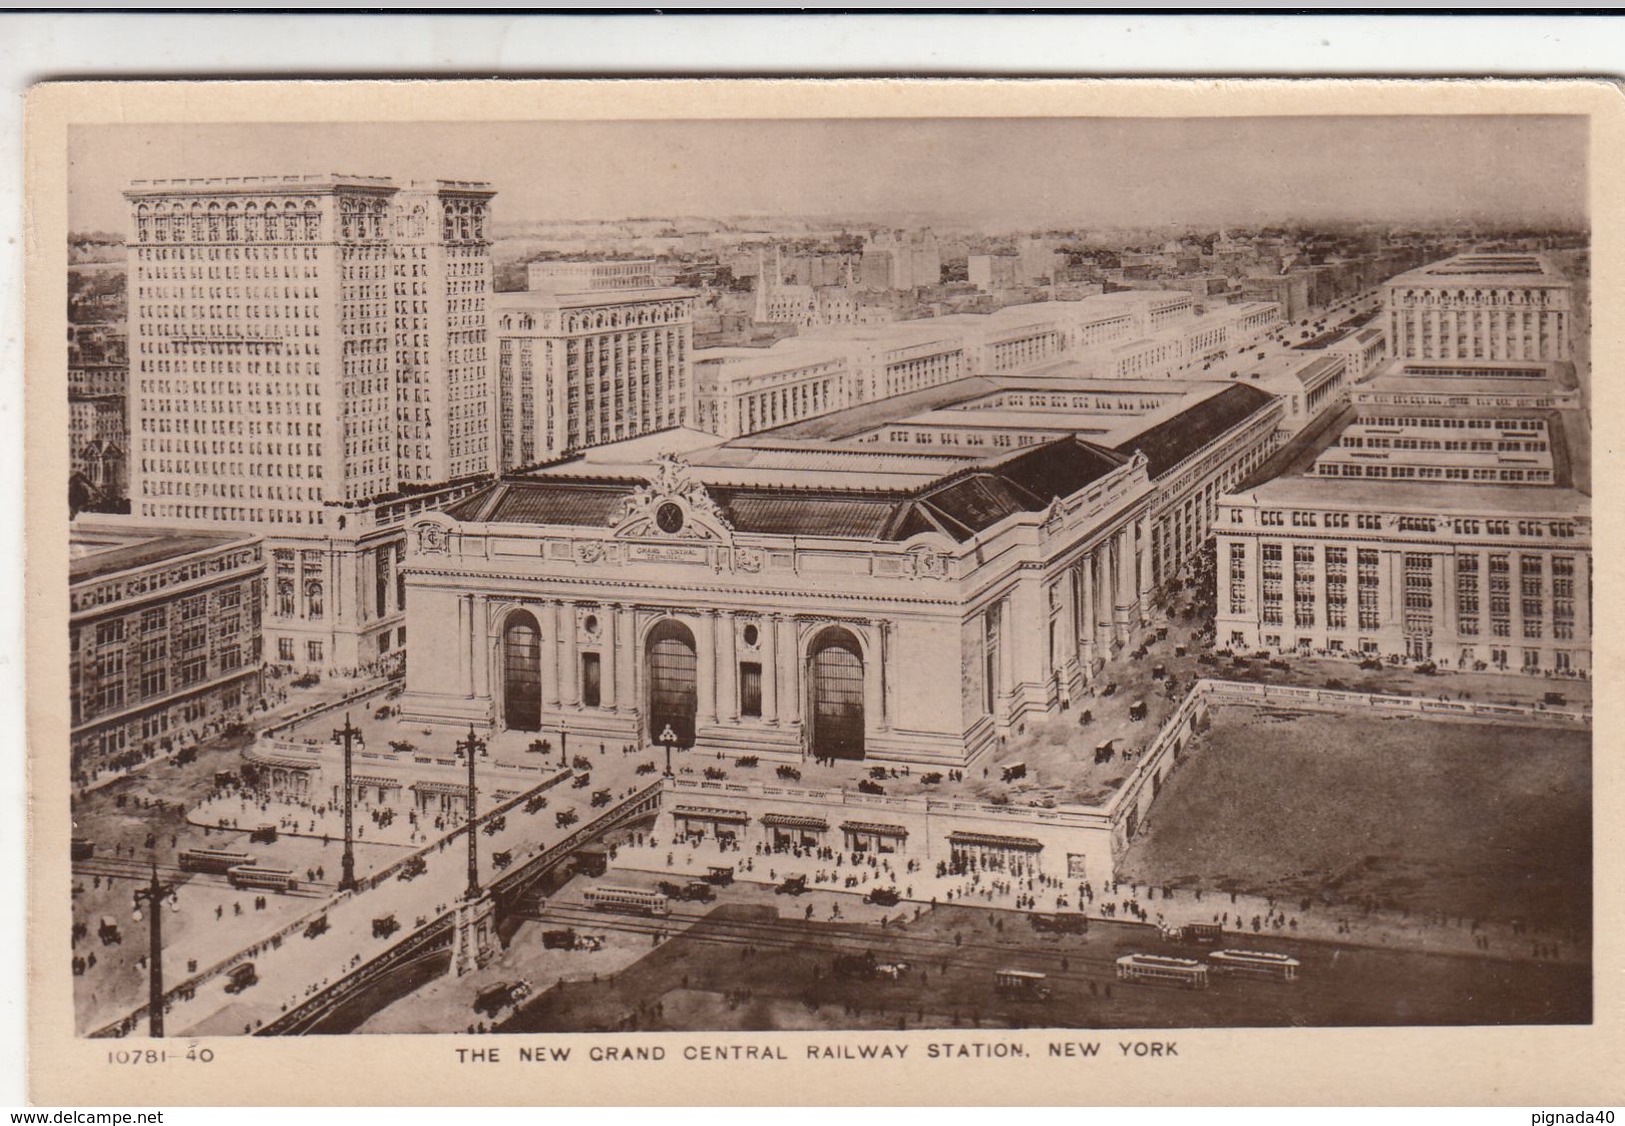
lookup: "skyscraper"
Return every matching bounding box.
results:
[122,174,497,670]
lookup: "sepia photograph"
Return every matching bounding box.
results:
[23,76,1622,1106]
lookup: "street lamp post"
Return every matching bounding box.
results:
[131,863,179,1038]
[455,724,486,902]
[331,713,364,892]
[559,724,569,770]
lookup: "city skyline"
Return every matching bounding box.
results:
[69,115,1587,235]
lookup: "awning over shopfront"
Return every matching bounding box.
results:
[948,831,1043,852]
[840,821,909,837]
[761,813,829,831]
[673,805,751,824]
[352,774,402,789]
[252,755,320,772]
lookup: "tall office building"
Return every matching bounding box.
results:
[122,173,497,670]
[494,262,696,470]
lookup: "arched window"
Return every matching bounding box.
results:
[305,579,324,620]
[303,200,320,240]
[190,202,205,241]
[224,201,240,242]
[809,626,865,760]
[502,611,543,731]
[243,201,259,241]
[207,202,222,242]
[135,203,151,243]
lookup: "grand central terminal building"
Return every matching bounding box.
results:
[395,375,1283,768]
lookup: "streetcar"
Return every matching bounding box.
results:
[178,848,255,875]
[1208,949,1301,982]
[71,837,95,862]
[994,969,1052,1000]
[583,885,670,916]
[226,864,300,893]
[1115,953,1210,990]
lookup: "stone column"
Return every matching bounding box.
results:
[616,605,638,713]
[760,614,779,723]
[717,611,737,722]
[540,600,560,709]
[599,605,617,711]
[1072,558,1091,669]
[877,619,893,730]
[461,594,474,698]
[1115,527,1135,634]
[863,625,884,734]
[560,600,579,708]
[779,615,801,725]
[697,611,718,725]
[1437,554,1455,653]
[1136,513,1154,624]
[471,595,490,701]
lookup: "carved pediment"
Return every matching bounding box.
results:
[609,454,732,543]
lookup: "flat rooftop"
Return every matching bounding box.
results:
[1389,253,1568,287]
[69,524,256,585]
[495,286,695,309]
[1238,402,1590,513]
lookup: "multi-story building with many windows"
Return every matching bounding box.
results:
[493,281,696,470]
[70,522,264,784]
[1385,252,1573,363]
[121,173,498,670]
[1214,369,1590,673]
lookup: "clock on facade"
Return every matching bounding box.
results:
[655,501,686,535]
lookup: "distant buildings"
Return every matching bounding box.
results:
[70,522,264,784]
[122,173,499,670]
[1216,254,1589,674]
[494,263,697,469]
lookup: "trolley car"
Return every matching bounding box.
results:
[178,848,255,875]
[226,864,299,893]
[1115,953,1210,990]
[1208,949,1301,982]
[583,885,670,916]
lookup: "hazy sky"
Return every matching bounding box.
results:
[68,116,1587,233]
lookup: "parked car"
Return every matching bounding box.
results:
[372,914,399,939]
[863,887,901,907]
[304,916,329,940]
[397,855,428,882]
[775,874,808,896]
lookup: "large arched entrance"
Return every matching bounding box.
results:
[502,611,542,731]
[809,627,865,760]
[646,619,698,747]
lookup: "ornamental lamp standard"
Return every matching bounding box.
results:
[454,724,488,902]
[331,714,364,892]
[130,862,180,1038]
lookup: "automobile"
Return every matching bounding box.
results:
[1359,657,1384,671]
[571,755,592,771]
[703,767,726,781]
[492,849,512,870]
[776,765,802,782]
[213,770,240,789]
[704,866,735,886]
[863,887,902,907]
[586,788,610,808]
[857,780,885,796]
[248,824,278,844]
[556,810,578,829]
[304,916,329,940]
[1413,660,1438,676]
[921,772,943,785]
[1000,762,1026,783]
[1174,923,1223,945]
[572,774,592,789]
[1129,700,1148,722]
[473,979,531,1017]
[774,874,808,896]
[682,881,715,902]
[482,815,507,836]
[397,855,428,882]
[71,837,95,862]
[372,914,400,939]
[525,794,549,814]
[374,705,393,720]
[223,963,258,995]
[98,916,122,946]
[1101,682,1118,697]
[291,673,321,689]
[636,762,658,775]
[1544,691,1568,706]
[869,766,888,780]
